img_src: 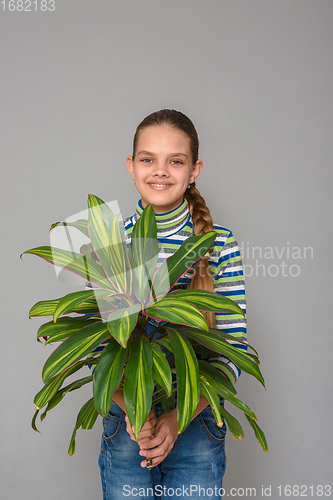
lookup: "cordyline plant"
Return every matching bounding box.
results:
[22,194,268,455]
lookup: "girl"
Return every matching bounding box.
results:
[98,109,247,499]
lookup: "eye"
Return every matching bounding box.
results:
[171,159,183,165]
[140,158,153,163]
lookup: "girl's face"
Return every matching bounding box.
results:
[126,125,203,214]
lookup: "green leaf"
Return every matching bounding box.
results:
[145,296,208,331]
[93,340,128,417]
[199,375,224,427]
[156,337,173,354]
[209,362,236,386]
[40,375,93,421]
[152,231,217,296]
[169,289,245,316]
[151,341,172,397]
[129,204,159,305]
[42,322,109,383]
[215,388,257,420]
[37,317,92,345]
[87,195,121,290]
[31,409,40,434]
[30,297,100,318]
[190,340,221,359]
[219,405,244,440]
[129,204,158,267]
[180,327,265,386]
[198,360,237,396]
[53,289,114,323]
[209,327,258,356]
[107,304,140,348]
[197,359,257,420]
[34,361,86,409]
[30,299,61,318]
[50,219,89,238]
[68,398,98,456]
[245,414,269,452]
[109,214,132,294]
[23,246,114,290]
[124,335,154,439]
[166,327,200,433]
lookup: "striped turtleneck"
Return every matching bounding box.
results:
[132,198,191,238]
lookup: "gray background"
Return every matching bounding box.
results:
[1,0,332,498]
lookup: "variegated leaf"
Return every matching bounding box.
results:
[145,296,208,331]
[219,405,244,440]
[180,327,264,386]
[50,219,89,238]
[166,327,199,433]
[42,322,109,383]
[34,361,86,409]
[124,336,154,439]
[53,288,114,322]
[151,341,172,397]
[199,375,224,427]
[22,246,114,290]
[107,304,140,348]
[68,398,98,455]
[169,289,245,316]
[151,231,217,296]
[245,414,269,452]
[93,340,128,417]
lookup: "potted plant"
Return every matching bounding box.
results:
[22,194,268,455]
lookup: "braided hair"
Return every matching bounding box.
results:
[184,182,216,328]
[133,109,216,327]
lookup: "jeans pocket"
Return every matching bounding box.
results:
[198,406,227,443]
[102,401,125,441]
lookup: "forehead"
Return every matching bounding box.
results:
[136,125,191,154]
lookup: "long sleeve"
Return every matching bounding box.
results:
[208,229,247,383]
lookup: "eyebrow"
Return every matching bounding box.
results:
[137,150,188,158]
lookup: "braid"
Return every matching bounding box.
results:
[185,182,216,328]
[185,182,214,235]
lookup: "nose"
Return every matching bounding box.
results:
[151,161,170,177]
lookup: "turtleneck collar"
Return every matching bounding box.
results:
[134,198,190,237]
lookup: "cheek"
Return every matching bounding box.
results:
[180,172,192,185]
[133,168,145,182]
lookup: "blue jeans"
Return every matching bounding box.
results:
[98,402,227,499]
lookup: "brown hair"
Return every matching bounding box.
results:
[133,109,216,328]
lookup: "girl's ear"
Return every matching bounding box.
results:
[189,159,203,183]
[126,155,135,180]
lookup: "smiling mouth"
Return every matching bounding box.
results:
[148,183,173,188]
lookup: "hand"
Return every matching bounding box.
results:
[124,409,157,446]
[138,409,179,468]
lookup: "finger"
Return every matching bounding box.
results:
[140,418,157,431]
[126,428,136,441]
[139,439,173,460]
[147,409,156,420]
[140,457,163,469]
[139,434,164,450]
[138,437,152,446]
[140,452,166,468]
[124,420,136,440]
[137,428,155,442]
